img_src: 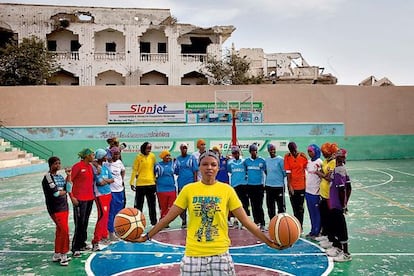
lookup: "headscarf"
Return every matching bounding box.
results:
[180,143,188,149]
[159,150,170,159]
[321,142,339,157]
[249,143,258,152]
[212,145,221,153]
[199,149,220,163]
[78,148,94,159]
[95,148,107,160]
[110,146,120,154]
[288,142,297,153]
[197,139,206,148]
[231,145,240,153]
[140,142,150,155]
[267,143,276,151]
[336,148,347,158]
[307,144,321,161]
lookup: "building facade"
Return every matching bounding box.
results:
[0,3,234,86]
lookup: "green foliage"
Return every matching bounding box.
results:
[0,36,57,86]
[202,50,263,85]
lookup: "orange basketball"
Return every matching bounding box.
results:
[114,207,146,242]
[268,213,301,247]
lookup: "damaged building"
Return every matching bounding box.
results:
[237,48,337,84]
[0,3,234,85]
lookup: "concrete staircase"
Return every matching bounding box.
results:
[0,138,48,178]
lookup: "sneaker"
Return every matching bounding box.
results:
[101,238,112,245]
[109,232,119,241]
[72,251,81,258]
[80,244,92,251]
[333,252,352,262]
[59,254,70,266]
[181,222,187,229]
[315,235,328,242]
[319,240,333,249]
[257,223,267,232]
[326,247,343,257]
[92,243,100,252]
[52,253,61,262]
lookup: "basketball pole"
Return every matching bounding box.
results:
[231,108,238,146]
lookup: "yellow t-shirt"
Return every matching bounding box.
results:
[129,153,156,186]
[319,159,336,199]
[174,181,242,257]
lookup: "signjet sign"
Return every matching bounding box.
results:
[108,103,186,123]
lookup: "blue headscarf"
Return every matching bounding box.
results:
[307,144,321,161]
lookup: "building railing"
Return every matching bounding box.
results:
[0,125,53,161]
[140,53,168,62]
[94,52,126,60]
[181,54,207,63]
[50,51,80,60]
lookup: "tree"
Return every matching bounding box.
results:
[202,50,264,85]
[0,36,57,86]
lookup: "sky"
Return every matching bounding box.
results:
[2,0,414,85]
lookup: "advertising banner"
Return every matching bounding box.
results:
[108,103,186,123]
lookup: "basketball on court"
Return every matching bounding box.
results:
[268,213,301,247]
[114,207,146,242]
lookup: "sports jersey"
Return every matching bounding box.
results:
[42,173,70,214]
[192,151,202,181]
[284,152,308,190]
[329,165,350,210]
[264,156,286,187]
[71,160,94,201]
[319,159,336,199]
[244,157,266,185]
[174,154,198,190]
[155,160,176,193]
[306,158,323,195]
[130,152,156,186]
[108,159,126,192]
[227,158,247,187]
[216,156,229,183]
[93,164,113,197]
[174,181,242,257]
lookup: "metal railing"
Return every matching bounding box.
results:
[0,125,53,161]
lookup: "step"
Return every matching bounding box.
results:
[0,150,27,161]
[0,158,32,169]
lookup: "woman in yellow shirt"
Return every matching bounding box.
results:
[130,142,157,226]
[136,149,285,275]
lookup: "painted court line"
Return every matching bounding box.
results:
[386,168,414,177]
[2,250,414,256]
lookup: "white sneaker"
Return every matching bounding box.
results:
[52,253,61,262]
[59,254,71,266]
[333,252,352,262]
[315,235,328,242]
[109,232,119,241]
[319,240,333,249]
[92,243,100,252]
[326,247,342,257]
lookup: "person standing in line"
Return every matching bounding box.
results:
[264,143,286,220]
[315,142,339,248]
[41,156,72,266]
[155,150,177,228]
[130,142,157,226]
[192,139,206,181]
[174,143,198,228]
[284,142,308,229]
[91,149,114,251]
[212,145,229,184]
[244,143,267,230]
[325,149,352,262]
[227,146,250,228]
[305,144,323,240]
[135,149,286,275]
[70,148,95,257]
[107,146,126,241]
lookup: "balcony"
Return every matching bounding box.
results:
[50,51,79,60]
[181,54,207,63]
[94,52,126,61]
[140,53,168,62]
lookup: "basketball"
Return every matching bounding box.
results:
[268,213,301,247]
[114,207,146,242]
